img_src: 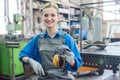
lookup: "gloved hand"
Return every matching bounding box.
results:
[53,45,74,67]
[60,45,74,64]
[27,58,45,76]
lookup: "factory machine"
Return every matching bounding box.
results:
[76,8,120,80]
[0,13,29,80]
[77,41,120,80]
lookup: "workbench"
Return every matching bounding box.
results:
[80,42,120,75]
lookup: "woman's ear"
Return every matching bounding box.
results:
[58,15,62,21]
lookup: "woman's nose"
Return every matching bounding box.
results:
[47,16,52,20]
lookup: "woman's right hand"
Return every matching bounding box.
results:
[27,58,45,76]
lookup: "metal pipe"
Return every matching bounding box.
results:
[80,9,83,52]
[4,0,10,24]
[12,48,15,80]
[118,64,120,77]
[80,1,115,6]
[92,4,117,7]
[29,0,34,35]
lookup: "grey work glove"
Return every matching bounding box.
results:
[56,45,74,64]
[27,58,45,76]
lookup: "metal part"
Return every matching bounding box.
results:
[117,64,120,77]
[81,42,120,75]
[4,0,10,24]
[29,0,34,35]
[80,1,115,6]
[80,9,83,52]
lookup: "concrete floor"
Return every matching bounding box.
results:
[1,69,119,80]
[26,70,119,80]
[75,69,119,80]
[26,70,120,80]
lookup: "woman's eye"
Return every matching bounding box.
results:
[44,14,48,17]
[51,14,55,17]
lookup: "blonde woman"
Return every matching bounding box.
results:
[19,2,83,80]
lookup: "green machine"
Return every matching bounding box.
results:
[0,14,29,80]
[0,40,28,79]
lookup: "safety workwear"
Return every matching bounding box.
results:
[38,32,74,80]
[59,45,74,64]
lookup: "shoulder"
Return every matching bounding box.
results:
[63,32,75,45]
[63,32,73,40]
[58,30,74,42]
[32,34,43,39]
[29,34,43,43]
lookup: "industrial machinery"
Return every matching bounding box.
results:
[0,41,27,79]
[80,42,120,79]
[5,13,23,40]
[0,13,28,80]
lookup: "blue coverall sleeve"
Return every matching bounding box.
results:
[19,35,41,64]
[64,34,83,72]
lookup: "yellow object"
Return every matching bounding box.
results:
[53,54,59,67]
[52,54,66,67]
[78,66,98,72]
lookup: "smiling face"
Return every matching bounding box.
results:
[42,7,60,29]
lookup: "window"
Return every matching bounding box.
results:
[103,0,120,20]
[0,0,18,34]
[0,0,6,34]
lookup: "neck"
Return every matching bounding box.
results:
[47,27,58,38]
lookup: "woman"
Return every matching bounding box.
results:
[19,2,83,80]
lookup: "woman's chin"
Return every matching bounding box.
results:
[46,25,53,28]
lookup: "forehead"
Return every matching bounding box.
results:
[43,7,58,14]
